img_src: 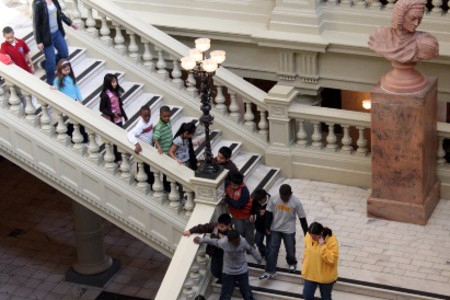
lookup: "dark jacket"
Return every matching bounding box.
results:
[32,0,72,46]
[251,199,268,233]
[99,90,128,123]
[188,222,226,256]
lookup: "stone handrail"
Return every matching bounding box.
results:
[322,0,449,13]
[79,0,269,138]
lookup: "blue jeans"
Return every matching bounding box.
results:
[303,279,335,300]
[43,30,69,84]
[220,272,254,300]
[265,231,296,273]
[255,230,270,258]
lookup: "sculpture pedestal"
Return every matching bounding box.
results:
[368,77,440,225]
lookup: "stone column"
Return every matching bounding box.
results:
[368,78,440,225]
[66,201,120,287]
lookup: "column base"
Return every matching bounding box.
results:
[66,259,121,287]
[368,181,440,225]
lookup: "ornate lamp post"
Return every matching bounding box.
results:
[181,38,226,179]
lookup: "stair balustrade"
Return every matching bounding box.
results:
[69,0,269,142]
[322,0,450,12]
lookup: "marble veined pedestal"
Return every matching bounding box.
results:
[368,78,440,225]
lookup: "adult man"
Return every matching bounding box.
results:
[259,184,308,280]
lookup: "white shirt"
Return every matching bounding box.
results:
[127,117,155,146]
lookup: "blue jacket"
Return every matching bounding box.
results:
[54,76,82,101]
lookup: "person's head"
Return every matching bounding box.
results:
[228,170,244,190]
[252,189,268,204]
[2,26,14,44]
[159,105,171,124]
[140,105,151,123]
[217,146,232,165]
[102,73,122,93]
[175,122,196,139]
[391,0,424,32]
[308,221,332,241]
[217,213,232,234]
[55,59,75,87]
[279,184,292,202]
[227,229,241,247]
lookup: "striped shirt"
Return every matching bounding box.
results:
[153,119,173,154]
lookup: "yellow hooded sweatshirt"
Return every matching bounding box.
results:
[302,232,339,284]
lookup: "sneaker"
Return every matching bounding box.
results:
[259,272,276,280]
[288,265,297,273]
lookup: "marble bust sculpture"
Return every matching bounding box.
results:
[368,0,439,93]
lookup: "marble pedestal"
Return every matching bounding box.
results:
[368,78,440,225]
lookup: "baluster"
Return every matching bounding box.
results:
[311,121,323,149]
[59,0,67,13]
[325,123,337,151]
[71,0,83,29]
[142,41,155,71]
[39,102,54,136]
[23,91,38,126]
[127,31,140,63]
[243,100,255,131]
[104,141,118,173]
[71,121,86,155]
[341,125,353,152]
[135,160,150,193]
[385,0,395,9]
[340,0,353,6]
[186,72,197,95]
[368,0,381,8]
[168,178,180,208]
[431,0,443,14]
[119,151,133,183]
[326,0,338,5]
[113,23,126,55]
[354,0,367,7]
[87,129,101,164]
[181,279,195,299]
[99,14,112,47]
[152,170,166,203]
[296,119,308,147]
[0,82,6,108]
[7,83,23,116]
[56,112,70,146]
[189,260,201,284]
[437,137,446,165]
[171,57,184,89]
[214,85,226,115]
[85,7,98,37]
[228,90,240,123]
[356,126,368,155]
[258,108,269,138]
[184,191,195,216]
[155,47,169,80]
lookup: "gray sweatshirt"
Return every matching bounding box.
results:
[200,236,261,275]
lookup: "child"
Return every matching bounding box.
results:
[224,171,255,247]
[127,105,155,185]
[194,230,262,300]
[250,189,270,259]
[1,26,34,74]
[153,105,173,191]
[168,122,198,170]
[52,59,87,142]
[99,73,128,162]
[183,213,232,281]
[302,222,338,300]
[216,146,238,172]
[99,73,128,127]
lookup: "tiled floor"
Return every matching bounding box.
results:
[0,158,170,300]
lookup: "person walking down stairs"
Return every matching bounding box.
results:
[194,229,262,300]
[302,222,339,300]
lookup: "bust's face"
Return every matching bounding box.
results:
[403,7,423,33]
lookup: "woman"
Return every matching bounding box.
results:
[32,0,78,85]
[302,222,339,300]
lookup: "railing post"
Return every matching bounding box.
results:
[7,83,24,117]
[23,91,38,127]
